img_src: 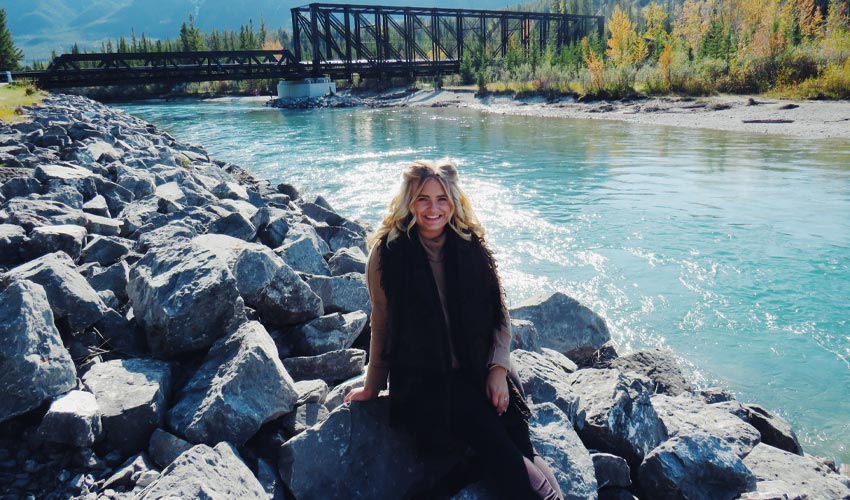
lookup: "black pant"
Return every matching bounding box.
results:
[412,370,563,500]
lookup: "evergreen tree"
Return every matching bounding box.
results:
[0,8,24,70]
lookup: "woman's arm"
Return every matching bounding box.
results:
[345,245,389,402]
[485,302,512,413]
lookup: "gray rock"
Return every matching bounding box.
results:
[0,223,26,264]
[257,457,286,500]
[252,207,290,248]
[508,319,541,353]
[256,263,323,327]
[34,164,98,199]
[2,251,107,333]
[118,197,166,238]
[0,280,76,422]
[148,428,193,468]
[651,394,760,458]
[592,452,631,489]
[82,194,110,217]
[82,358,172,457]
[283,348,366,384]
[92,178,135,217]
[29,224,87,260]
[212,181,249,201]
[316,224,365,253]
[609,348,692,396]
[1,198,87,232]
[540,347,578,374]
[37,390,103,448]
[84,212,123,237]
[1,176,41,200]
[328,246,367,276]
[695,387,735,404]
[279,397,444,499]
[565,368,667,466]
[306,273,370,314]
[294,379,330,405]
[127,240,246,357]
[168,321,297,446]
[102,453,159,492]
[528,402,598,499]
[116,167,156,199]
[638,435,756,500]
[741,404,803,456]
[510,349,579,420]
[86,260,130,303]
[134,221,195,253]
[39,185,84,209]
[208,211,257,241]
[277,182,300,200]
[509,291,610,363]
[324,373,366,411]
[137,442,266,499]
[94,308,148,357]
[290,311,369,356]
[282,403,330,436]
[278,232,332,276]
[79,235,134,266]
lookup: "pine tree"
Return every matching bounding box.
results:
[0,8,24,70]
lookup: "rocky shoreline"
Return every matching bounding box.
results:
[2,94,849,499]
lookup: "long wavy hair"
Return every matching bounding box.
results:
[368,160,485,249]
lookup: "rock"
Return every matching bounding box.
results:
[293,379,330,405]
[508,319,541,353]
[591,452,631,489]
[2,251,107,333]
[118,197,167,238]
[328,246,367,276]
[290,311,369,356]
[609,348,692,396]
[79,235,134,266]
[82,194,110,217]
[510,349,579,420]
[528,402,598,499]
[324,373,366,411]
[651,394,760,458]
[1,176,41,200]
[694,387,735,404]
[84,212,123,237]
[86,260,130,303]
[94,308,148,356]
[40,184,84,209]
[278,232,332,276]
[212,181,249,201]
[127,239,246,357]
[168,321,297,446]
[1,198,87,232]
[29,224,87,260]
[102,453,159,492]
[116,167,156,199]
[82,358,172,457]
[0,280,76,422]
[137,442,266,499]
[0,223,26,264]
[208,211,257,241]
[539,347,578,373]
[254,210,290,248]
[282,403,330,436]
[37,390,102,448]
[92,178,135,217]
[257,457,286,500]
[316,224,365,253]
[509,292,610,363]
[256,263,323,327]
[134,221,195,253]
[148,428,193,468]
[34,164,98,199]
[638,435,755,500]
[565,368,667,467]
[741,404,803,456]
[279,397,442,499]
[277,182,300,200]
[283,348,366,384]
[306,273,370,314]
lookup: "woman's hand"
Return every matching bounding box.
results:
[344,385,378,403]
[486,365,510,414]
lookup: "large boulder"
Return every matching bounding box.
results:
[82,358,172,457]
[741,443,850,499]
[290,311,369,356]
[37,390,103,448]
[256,263,324,327]
[328,247,367,276]
[609,348,692,396]
[28,224,87,260]
[740,404,803,456]
[137,442,266,499]
[278,231,331,276]
[638,435,756,500]
[168,321,298,446]
[527,402,597,499]
[509,292,610,363]
[283,349,366,384]
[565,368,667,467]
[651,394,761,458]
[2,251,108,333]
[508,319,541,353]
[127,239,246,357]
[510,349,579,420]
[79,235,134,267]
[0,197,87,231]
[306,273,371,315]
[0,280,76,422]
[0,223,26,264]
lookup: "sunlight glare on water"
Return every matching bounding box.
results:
[118,99,850,464]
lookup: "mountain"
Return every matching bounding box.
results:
[7,0,522,63]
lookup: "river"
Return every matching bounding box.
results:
[116,97,850,465]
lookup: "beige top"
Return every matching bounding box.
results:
[363,231,512,392]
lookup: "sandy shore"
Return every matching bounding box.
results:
[371,88,850,140]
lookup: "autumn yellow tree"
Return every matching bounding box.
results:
[796,0,825,39]
[582,36,605,91]
[643,2,669,57]
[607,5,648,66]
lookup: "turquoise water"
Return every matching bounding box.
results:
[117,98,850,464]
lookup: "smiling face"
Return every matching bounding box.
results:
[412,177,453,239]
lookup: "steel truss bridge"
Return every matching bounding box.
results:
[13,3,603,89]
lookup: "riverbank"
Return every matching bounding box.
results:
[362,87,850,140]
[3,94,850,498]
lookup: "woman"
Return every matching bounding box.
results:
[344,160,563,500]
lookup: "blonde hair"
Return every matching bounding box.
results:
[368,160,485,249]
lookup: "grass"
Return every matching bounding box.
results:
[0,83,46,123]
